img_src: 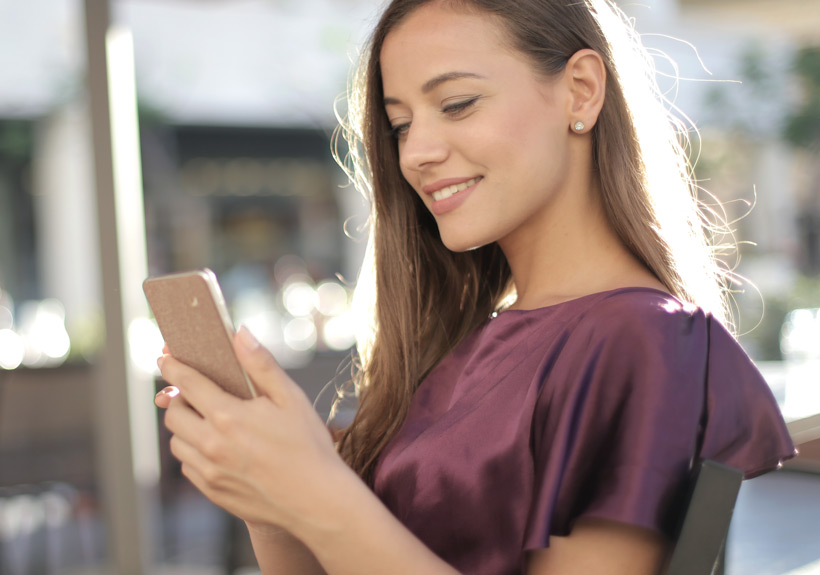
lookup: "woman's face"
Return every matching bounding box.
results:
[380,2,578,253]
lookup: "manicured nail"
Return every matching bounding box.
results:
[158,386,179,398]
[237,325,260,351]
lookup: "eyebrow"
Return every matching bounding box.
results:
[383,71,486,105]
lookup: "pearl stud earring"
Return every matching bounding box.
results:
[574,121,585,131]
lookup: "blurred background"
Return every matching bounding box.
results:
[0,0,818,573]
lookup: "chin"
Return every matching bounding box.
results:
[438,232,491,254]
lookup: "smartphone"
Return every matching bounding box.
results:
[143,268,258,399]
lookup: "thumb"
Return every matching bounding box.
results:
[232,325,291,403]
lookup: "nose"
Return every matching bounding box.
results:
[398,118,449,176]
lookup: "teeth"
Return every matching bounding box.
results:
[432,177,481,202]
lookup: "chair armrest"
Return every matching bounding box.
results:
[664,459,743,575]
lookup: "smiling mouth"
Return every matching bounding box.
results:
[432,177,482,202]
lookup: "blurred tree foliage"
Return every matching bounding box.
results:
[740,275,820,361]
[784,46,820,151]
[751,47,820,359]
[0,120,34,164]
[696,43,820,360]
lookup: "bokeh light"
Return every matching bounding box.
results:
[282,280,317,317]
[316,281,349,317]
[18,299,71,367]
[128,317,164,375]
[0,329,25,370]
[322,313,356,351]
[283,317,317,352]
[781,308,820,361]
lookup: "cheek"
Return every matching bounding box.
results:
[506,110,568,175]
[506,100,564,149]
[481,97,556,159]
[396,144,418,189]
[398,153,412,184]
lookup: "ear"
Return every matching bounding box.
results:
[564,49,606,133]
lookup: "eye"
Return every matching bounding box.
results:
[388,122,410,139]
[442,96,480,117]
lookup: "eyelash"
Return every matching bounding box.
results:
[388,122,410,139]
[388,96,481,139]
[442,96,480,116]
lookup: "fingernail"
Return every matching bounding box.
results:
[157,386,179,398]
[237,325,260,351]
[157,355,166,369]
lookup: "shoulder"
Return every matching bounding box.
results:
[538,287,717,403]
[568,287,709,350]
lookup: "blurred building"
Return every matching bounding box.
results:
[0,1,378,573]
[0,0,378,364]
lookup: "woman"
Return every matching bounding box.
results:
[155,1,795,573]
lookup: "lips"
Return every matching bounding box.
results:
[434,176,482,201]
[423,176,483,216]
[422,176,483,202]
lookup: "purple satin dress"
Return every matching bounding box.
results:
[372,288,796,575]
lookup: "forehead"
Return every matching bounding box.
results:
[384,3,509,47]
[379,4,518,86]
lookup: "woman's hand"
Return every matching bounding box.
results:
[155,328,460,575]
[154,326,346,535]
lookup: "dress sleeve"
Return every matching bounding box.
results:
[522,294,795,550]
[699,317,796,478]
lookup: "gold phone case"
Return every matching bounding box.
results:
[143,269,257,399]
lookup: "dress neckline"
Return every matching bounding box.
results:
[490,286,676,319]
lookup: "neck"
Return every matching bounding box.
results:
[498,176,664,311]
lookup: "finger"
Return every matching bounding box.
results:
[163,342,171,355]
[232,326,291,404]
[179,460,211,497]
[158,354,241,418]
[164,394,213,447]
[169,424,244,493]
[155,386,179,409]
[169,434,220,486]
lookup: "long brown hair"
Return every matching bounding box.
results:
[334,0,731,484]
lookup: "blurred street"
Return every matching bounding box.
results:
[728,468,820,575]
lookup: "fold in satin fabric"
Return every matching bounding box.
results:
[372,288,796,575]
